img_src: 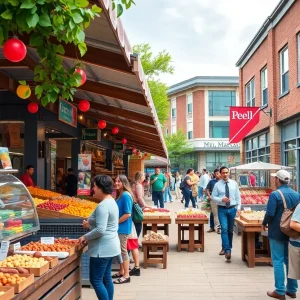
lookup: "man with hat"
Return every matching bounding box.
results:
[262,170,300,300]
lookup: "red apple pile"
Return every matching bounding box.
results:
[37,201,68,211]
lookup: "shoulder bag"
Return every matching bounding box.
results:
[278,189,300,239]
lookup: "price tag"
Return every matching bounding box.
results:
[244,207,252,212]
[41,237,54,245]
[13,242,21,251]
[0,241,10,260]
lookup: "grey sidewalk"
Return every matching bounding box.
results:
[82,197,290,300]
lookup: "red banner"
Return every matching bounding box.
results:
[229,107,261,144]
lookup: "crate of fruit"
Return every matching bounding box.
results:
[0,273,34,293]
[0,286,14,300]
[240,210,265,224]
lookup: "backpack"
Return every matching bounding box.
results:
[278,189,300,239]
[179,179,185,191]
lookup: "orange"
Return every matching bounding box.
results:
[16,84,31,99]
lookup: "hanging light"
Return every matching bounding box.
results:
[121,138,127,144]
[98,120,106,129]
[111,126,119,135]
[27,102,38,114]
[78,99,90,112]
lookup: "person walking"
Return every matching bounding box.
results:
[206,169,221,235]
[212,166,241,259]
[150,167,166,208]
[199,168,210,201]
[262,170,299,300]
[175,171,182,200]
[113,175,133,284]
[78,175,120,300]
[182,168,197,208]
[163,172,173,203]
[289,202,300,283]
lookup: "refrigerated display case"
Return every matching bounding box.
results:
[0,170,39,242]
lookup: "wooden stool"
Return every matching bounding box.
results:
[142,237,169,269]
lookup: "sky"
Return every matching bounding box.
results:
[121,0,280,86]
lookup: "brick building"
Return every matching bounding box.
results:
[166,76,240,173]
[236,0,300,190]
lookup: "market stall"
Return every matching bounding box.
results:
[175,209,208,253]
[235,211,271,268]
[0,170,86,299]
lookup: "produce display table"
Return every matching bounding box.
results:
[142,237,169,269]
[142,217,171,236]
[175,218,208,252]
[235,218,271,268]
[12,245,87,300]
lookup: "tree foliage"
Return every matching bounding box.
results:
[133,43,174,125]
[164,129,194,162]
[0,0,101,105]
[112,0,135,17]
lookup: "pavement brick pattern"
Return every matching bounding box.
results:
[82,195,296,300]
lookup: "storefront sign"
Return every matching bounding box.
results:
[229,107,261,144]
[114,143,124,151]
[193,140,240,150]
[0,147,12,170]
[58,99,77,128]
[78,154,92,196]
[82,129,100,141]
[124,149,133,155]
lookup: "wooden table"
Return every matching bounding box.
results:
[142,238,169,269]
[142,217,171,236]
[175,218,208,252]
[235,218,271,268]
[13,245,87,300]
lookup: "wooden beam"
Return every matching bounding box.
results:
[72,98,154,125]
[18,34,132,74]
[79,80,146,106]
[82,110,158,135]
[0,60,27,68]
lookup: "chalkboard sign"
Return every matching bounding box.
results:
[114,143,124,151]
[239,174,249,187]
[124,149,133,155]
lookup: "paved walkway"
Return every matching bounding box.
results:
[82,196,292,300]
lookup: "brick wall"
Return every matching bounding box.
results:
[192,90,205,138]
[176,95,186,132]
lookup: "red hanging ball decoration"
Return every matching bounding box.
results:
[98,120,106,129]
[75,68,87,86]
[78,99,90,112]
[3,38,27,62]
[132,147,136,154]
[136,151,140,156]
[121,138,127,145]
[27,102,38,114]
[112,126,119,135]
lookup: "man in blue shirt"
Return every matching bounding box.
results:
[212,166,241,260]
[262,170,299,300]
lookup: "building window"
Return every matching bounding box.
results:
[187,94,193,114]
[245,132,270,164]
[208,91,236,116]
[165,128,168,136]
[206,152,240,172]
[245,78,255,107]
[187,122,193,140]
[172,125,176,134]
[261,67,268,106]
[298,34,300,83]
[171,108,176,118]
[280,46,289,94]
[209,121,229,138]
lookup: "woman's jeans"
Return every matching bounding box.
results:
[183,188,196,208]
[134,221,142,238]
[269,239,298,295]
[164,187,173,202]
[90,257,114,300]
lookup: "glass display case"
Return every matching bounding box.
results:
[0,170,39,242]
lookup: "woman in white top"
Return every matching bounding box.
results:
[175,171,182,200]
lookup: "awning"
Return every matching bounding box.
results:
[144,156,170,168]
[0,0,167,158]
[229,162,293,171]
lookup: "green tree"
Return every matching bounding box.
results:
[133,43,174,125]
[164,129,196,168]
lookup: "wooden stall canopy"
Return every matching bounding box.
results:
[0,0,168,158]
